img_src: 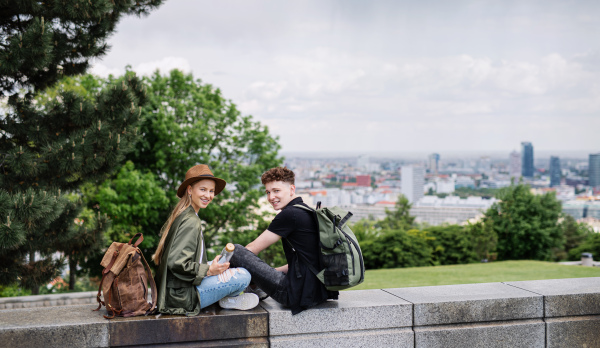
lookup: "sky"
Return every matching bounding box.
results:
[92,0,600,155]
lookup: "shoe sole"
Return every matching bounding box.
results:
[219,294,259,310]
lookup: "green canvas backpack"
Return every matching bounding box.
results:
[289,202,365,291]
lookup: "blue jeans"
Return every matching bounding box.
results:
[195,267,251,309]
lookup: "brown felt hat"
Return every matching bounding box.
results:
[177,164,227,198]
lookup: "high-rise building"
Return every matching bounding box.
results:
[509,151,521,180]
[521,142,534,178]
[401,165,425,203]
[590,153,600,188]
[549,156,561,187]
[428,153,440,174]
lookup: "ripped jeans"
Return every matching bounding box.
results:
[195,267,251,309]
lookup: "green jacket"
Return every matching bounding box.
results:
[155,206,210,316]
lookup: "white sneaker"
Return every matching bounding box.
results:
[218,293,259,310]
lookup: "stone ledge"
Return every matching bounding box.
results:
[414,319,545,348]
[545,315,600,348]
[269,328,413,348]
[0,278,599,347]
[385,282,543,325]
[505,277,600,317]
[262,289,412,336]
[0,291,97,310]
[0,305,108,348]
[109,305,268,347]
[0,303,268,348]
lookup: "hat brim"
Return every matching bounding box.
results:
[177,175,227,198]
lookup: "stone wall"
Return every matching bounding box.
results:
[0,277,599,347]
[0,291,97,310]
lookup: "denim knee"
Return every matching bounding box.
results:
[235,267,252,286]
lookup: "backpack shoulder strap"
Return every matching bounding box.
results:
[293,204,314,212]
[138,249,158,314]
[284,238,321,277]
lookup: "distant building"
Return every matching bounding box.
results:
[521,142,534,178]
[455,176,476,189]
[401,165,425,203]
[428,153,440,174]
[411,196,498,226]
[435,178,455,194]
[357,154,369,169]
[562,200,600,220]
[590,153,600,188]
[478,156,492,174]
[356,175,371,187]
[509,151,521,180]
[549,156,561,187]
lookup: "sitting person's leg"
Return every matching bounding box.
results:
[229,244,288,305]
[196,267,257,310]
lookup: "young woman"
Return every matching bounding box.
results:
[153,164,259,315]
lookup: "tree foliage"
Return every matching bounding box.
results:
[379,194,415,231]
[467,218,498,262]
[423,225,479,265]
[361,229,435,269]
[0,0,162,99]
[568,232,600,261]
[483,184,563,261]
[127,70,282,250]
[0,0,163,292]
[84,160,170,250]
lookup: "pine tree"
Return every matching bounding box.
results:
[0,0,163,293]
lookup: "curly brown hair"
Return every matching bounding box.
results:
[261,167,295,185]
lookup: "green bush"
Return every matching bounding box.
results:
[361,229,435,269]
[568,233,600,261]
[424,225,479,265]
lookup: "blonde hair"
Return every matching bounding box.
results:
[152,191,193,265]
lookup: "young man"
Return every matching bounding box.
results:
[229,167,338,315]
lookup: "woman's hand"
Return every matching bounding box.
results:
[206,255,229,276]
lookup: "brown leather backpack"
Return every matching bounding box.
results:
[94,233,157,319]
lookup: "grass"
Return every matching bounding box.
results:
[351,260,600,290]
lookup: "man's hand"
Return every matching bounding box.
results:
[275,264,288,274]
[246,230,282,254]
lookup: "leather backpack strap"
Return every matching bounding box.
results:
[129,233,144,247]
[94,243,126,311]
[93,272,108,311]
[138,249,158,313]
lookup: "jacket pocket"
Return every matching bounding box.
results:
[166,287,194,312]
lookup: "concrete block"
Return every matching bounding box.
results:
[415,319,545,348]
[108,304,268,347]
[386,282,542,325]
[546,315,600,348]
[0,304,108,348]
[262,289,412,336]
[269,328,414,348]
[506,277,600,317]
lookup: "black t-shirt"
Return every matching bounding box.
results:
[268,197,338,314]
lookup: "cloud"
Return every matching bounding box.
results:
[90,57,191,78]
[93,1,600,153]
[89,63,122,78]
[133,57,192,76]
